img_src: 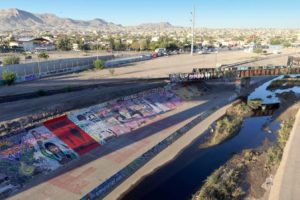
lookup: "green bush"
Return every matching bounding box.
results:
[2,71,16,85]
[38,52,49,59]
[93,59,104,70]
[254,48,263,54]
[205,102,252,146]
[109,68,115,76]
[266,118,294,169]
[194,165,245,200]
[247,98,263,109]
[3,56,20,66]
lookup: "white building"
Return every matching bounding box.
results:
[9,38,34,51]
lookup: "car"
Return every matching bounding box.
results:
[155,48,168,57]
[25,55,32,60]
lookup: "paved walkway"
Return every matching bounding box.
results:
[269,109,300,200]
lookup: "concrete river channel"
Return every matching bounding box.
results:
[121,76,299,200]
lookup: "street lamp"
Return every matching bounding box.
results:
[191,5,196,56]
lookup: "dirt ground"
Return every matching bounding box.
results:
[1,49,299,97]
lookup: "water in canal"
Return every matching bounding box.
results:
[121,77,289,200]
[121,115,278,200]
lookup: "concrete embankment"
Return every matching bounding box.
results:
[103,100,237,200]
[1,82,215,199]
[269,109,300,200]
[0,80,167,136]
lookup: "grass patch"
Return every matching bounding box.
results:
[267,77,300,91]
[265,118,294,170]
[194,117,295,200]
[204,102,252,147]
[247,98,263,109]
[193,150,259,200]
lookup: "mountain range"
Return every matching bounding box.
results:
[0,8,178,32]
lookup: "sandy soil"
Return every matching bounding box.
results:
[1,49,299,96]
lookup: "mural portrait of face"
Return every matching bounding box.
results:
[45,142,61,155]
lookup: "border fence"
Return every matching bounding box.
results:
[0,53,153,83]
[0,55,113,82]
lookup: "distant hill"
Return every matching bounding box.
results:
[136,22,176,29]
[0,8,177,32]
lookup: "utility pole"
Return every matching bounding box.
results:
[191,5,196,56]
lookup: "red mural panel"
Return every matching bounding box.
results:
[44,115,100,155]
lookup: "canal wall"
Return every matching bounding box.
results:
[0,83,204,198]
[102,99,238,200]
[268,109,300,200]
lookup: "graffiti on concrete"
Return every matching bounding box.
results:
[44,115,100,155]
[0,84,204,198]
[0,126,78,198]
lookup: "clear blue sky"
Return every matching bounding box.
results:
[1,0,300,28]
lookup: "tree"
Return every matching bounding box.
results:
[38,52,49,60]
[270,38,282,45]
[166,42,179,51]
[254,48,263,54]
[75,39,90,51]
[130,40,141,50]
[114,39,126,51]
[93,59,104,70]
[108,37,115,50]
[149,42,159,51]
[56,38,72,51]
[2,71,16,85]
[3,56,20,66]
[139,39,150,50]
[283,42,291,48]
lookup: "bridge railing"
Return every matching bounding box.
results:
[170,66,300,83]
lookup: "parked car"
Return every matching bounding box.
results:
[155,48,167,57]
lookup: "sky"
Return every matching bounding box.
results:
[0,0,300,28]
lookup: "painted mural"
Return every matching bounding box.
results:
[44,115,100,155]
[0,126,78,197]
[0,84,203,198]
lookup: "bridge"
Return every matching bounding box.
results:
[170,57,300,83]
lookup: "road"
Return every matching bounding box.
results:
[269,109,300,200]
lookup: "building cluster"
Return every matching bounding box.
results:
[1,28,300,53]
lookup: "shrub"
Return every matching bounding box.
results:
[247,98,263,109]
[194,165,245,200]
[2,71,16,85]
[254,48,263,54]
[3,56,20,66]
[109,68,115,76]
[266,118,295,169]
[38,52,49,59]
[93,59,104,70]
